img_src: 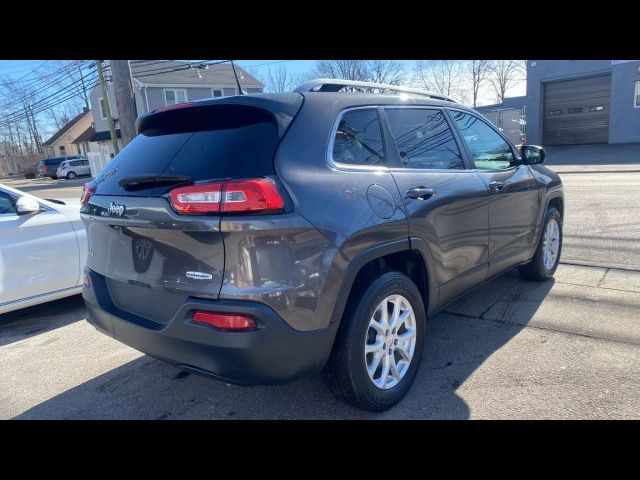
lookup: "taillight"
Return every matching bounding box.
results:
[43,165,48,172]
[192,311,257,331]
[81,181,96,206]
[169,183,223,214]
[169,178,285,215]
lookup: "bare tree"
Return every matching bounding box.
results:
[312,60,371,81]
[488,60,525,103]
[260,64,313,93]
[367,60,405,85]
[413,60,466,100]
[468,60,491,107]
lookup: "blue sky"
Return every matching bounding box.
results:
[0,60,525,138]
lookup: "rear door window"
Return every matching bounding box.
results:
[385,108,464,170]
[332,109,386,167]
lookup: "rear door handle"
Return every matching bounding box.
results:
[407,187,436,200]
[489,181,505,192]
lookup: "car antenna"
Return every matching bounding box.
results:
[230,60,244,95]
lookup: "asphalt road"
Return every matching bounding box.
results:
[1,263,639,419]
[560,172,640,270]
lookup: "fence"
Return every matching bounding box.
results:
[87,152,113,177]
[0,154,43,177]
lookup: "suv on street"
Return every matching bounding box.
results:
[80,80,564,411]
[56,157,91,179]
[37,155,85,179]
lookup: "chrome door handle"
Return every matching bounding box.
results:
[489,181,505,192]
[407,187,436,200]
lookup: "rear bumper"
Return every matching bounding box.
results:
[83,270,338,385]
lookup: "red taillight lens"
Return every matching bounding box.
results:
[192,311,257,331]
[81,181,96,206]
[155,102,194,113]
[222,179,285,213]
[169,182,223,214]
[43,165,48,172]
[169,179,284,215]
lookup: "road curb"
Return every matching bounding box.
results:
[554,170,640,174]
[560,260,640,273]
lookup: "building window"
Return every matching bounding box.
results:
[164,89,187,106]
[635,81,640,108]
[99,98,108,120]
[212,89,222,97]
[549,109,563,116]
[567,107,583,114]
[59,145,66,155]
[589,105,605,112]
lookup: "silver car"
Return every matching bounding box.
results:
[56,157,91,179]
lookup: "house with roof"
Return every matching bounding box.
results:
[42,108,94,157]
[88,61,263,154]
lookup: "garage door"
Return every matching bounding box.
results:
[543,75,610,145]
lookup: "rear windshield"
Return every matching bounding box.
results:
[94,105,280,196]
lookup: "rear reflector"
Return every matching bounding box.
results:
[80,181,96,206]
[192,311,257,331]
[169,178,284,215]
[155,102,194,113]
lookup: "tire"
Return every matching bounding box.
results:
[324,271,426,412]
[66,171,77,179]
[518,206,562,282]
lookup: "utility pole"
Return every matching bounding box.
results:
[95,60,120,155]
[110,60,138,146]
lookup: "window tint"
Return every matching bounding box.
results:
[451,111,514,170]
[332,109,385,166]
[386,109,464,170]
[0,191,16,215]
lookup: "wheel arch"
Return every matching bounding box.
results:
[329,239,439,328]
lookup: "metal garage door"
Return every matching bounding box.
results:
[543,75,610,145]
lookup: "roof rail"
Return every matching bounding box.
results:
[294,78,458,103]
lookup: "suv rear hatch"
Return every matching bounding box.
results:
[81,94,303,324]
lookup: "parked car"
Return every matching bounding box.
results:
[36,156,86,179]
[80,80,564,411]
[56,157,91,179]
[0,183,87,314]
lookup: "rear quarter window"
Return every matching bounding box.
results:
[332,109,385,167]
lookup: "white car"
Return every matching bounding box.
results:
[0,183,87,314]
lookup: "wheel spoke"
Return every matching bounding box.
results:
[379,353,390,388]
[396,344,411,362]
[369,320,385,335]
[398,328,416,342]
[365,340,384,353]
[367,351,384,377]
[389,354,402,381]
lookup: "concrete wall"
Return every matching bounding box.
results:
[525,60,640,145]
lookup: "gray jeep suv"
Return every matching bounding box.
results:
[81,79,563,411]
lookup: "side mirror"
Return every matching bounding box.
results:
[16,196,41,215]
[519,145,546,165]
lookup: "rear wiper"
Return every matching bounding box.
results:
[119,174,192,190]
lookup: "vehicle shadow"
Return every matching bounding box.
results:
[14,271,555,419]
[0,295,86,348]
